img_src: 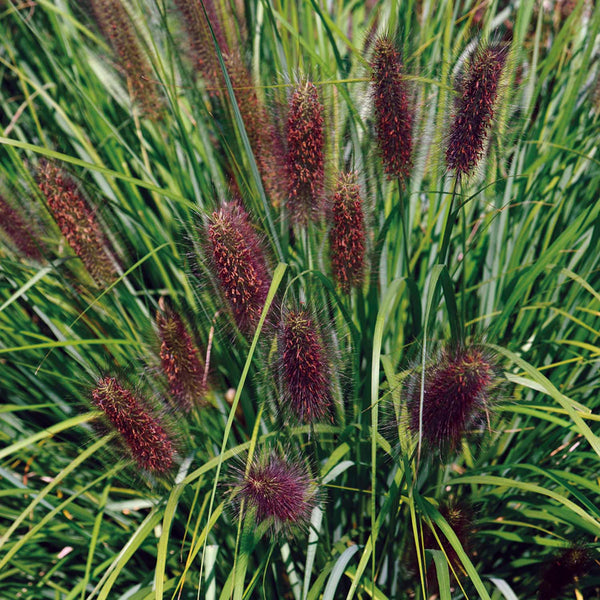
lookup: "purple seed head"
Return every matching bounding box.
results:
[406,344,498,453]
[88,0,163,119]
[371,35,413,182]
[538,545,592,600]
[37,160,116,286]
[91,376,175,474]
[230,448,317,535]
[280,309,332,424]
[0,194,44,260]
[286,81,325,224]
[156,304,206,412]
[446,43,507,178]
[207,202,271,334]
[329,171,366,291]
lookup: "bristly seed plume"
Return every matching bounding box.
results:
[0,195,43,260]
[329,171,366,291]
[156,302,206,412]
[406,344,497,453]
[37,160,116,286]
[371,35,413,182]
[286,81,325,224]
[446,43,507,178]
[230,447,318,536]
[281,309,332,423]
[91,376,175,474]
[207,202,271,334]
[88,0,163,119]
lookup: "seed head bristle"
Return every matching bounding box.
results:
[407,344,497,453]
[230,448,317,536]
[207,202,271,334]
[446,43,507,178]
[371,35,413,182]
[91,376,175,474]
[156,305,206,412]
[0,195,43,260]
[89,0,163,119]
[173,0,227,94]
[329,171,366,291]
[538,545,592,600]
[281,309,332,423]
[286,81,325,224]
[37,161,116,286]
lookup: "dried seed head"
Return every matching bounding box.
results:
[230,448,317,535]
[156,304,206,412]
[371,35,413,182]
[446,43,507,178]
[286,81,325,224]
[225,51,286,207]
[91,376,175,474]
[0,195,43,260]
[37,161,116,286]
[207,202,271,334]
[173,0,227,93]
[406,344,497,453]
[538,545,593,600]
[329,171,366,291]
[280,309,332,423]
[89,0,163,119]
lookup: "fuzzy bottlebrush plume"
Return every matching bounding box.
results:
[156,303,206,412]
[371,35,413,182]
[406,344,497,453]
[280,309,332,423]
[538,546,593,600]
[329,171,366,291]
[225,51,286,207]
[0,195,43,260]
[207,202,271,334]
[230,448,318,536]
[37,161,116,286]
[446,43,507,179]
[286,81,325,224]
[88,0,163,119]
[91,376,175,474]
[173,0,228,93]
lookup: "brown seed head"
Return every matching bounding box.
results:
[0,195,43,260]
[371,36,413,182]
[286,81,325,224]
[37,161,116,286]
[207,202,271,334]
[446,44,507,178]
[91,376,175,474]
[538,545,593,600]
[281,309,332,423]
[329,171,366,291]
[156,305,206,412]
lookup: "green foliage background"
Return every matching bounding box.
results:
[0,0,599,598]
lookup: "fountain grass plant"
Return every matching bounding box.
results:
[0,1,599,598]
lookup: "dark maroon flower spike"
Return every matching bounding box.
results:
[0,195,43,260]
[225,51,286,208]
[88,0,163,119]
[156,301,206,412]
[280,309,333,424]
[207,202,271,334]
[37,160,116,286]
[329,171,366,291]
[406,344,498,453]
[230,447,318,536]
[371,35,413,182]
[286,81,325,224]
[538,546,593,600]
[91,376,175,474]
[446,43,507,179]
[173,0,228,94]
